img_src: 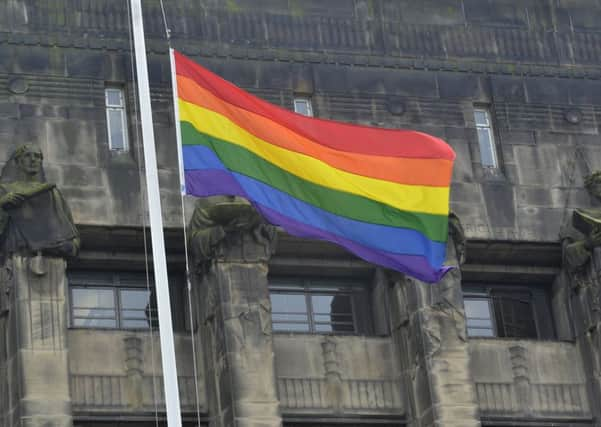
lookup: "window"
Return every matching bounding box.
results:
[474,108,497,168]
[105,87,129,151]
[269,277,371,334]
[293,97,313,117]
[69,272,185,331]
[463,284,555,339]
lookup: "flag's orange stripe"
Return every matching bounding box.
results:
[177,75,453,187]
[174,51,455,160]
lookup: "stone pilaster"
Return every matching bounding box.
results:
[124,335,144,409]
[509,345,531,415]
[557,245,601,424]
[390,215,480,427]
[1,254,72,427]
[190,199,282,427]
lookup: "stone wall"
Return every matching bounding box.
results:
[0,0,601,241]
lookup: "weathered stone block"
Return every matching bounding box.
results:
[491,76,526,102]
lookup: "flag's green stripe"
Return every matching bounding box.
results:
[181,121,448,242]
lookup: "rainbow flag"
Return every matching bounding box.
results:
[172,50,455,283]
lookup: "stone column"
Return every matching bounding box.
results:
[390,214,480,427]
[189,198,282,427]
[2,255,73,427]
[557,245,601,423]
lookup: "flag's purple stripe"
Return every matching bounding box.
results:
[185,169,450,283]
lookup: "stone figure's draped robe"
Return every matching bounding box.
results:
[560,211,601,338]
[0,183,79,257]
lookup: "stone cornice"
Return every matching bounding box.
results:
[2,29,601,81]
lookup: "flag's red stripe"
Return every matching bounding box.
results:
[174,51,456,161]
[177,75,453,187]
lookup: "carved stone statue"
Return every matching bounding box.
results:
[0,145,79,426]
[558,173,601,423]
[0,144,80,262]
[188,195,276,273]
[561,171,601,274]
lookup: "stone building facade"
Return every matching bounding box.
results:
[1,0,601,426]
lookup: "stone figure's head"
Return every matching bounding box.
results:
[448,212,466,265]
[584,171,601,202]
[14,144,43,178]
[0,144,46,184]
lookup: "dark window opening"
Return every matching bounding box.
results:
[463,284,554,340]
[269,277,372,335]
[68,271,186,331]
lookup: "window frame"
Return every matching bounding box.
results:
[70,280,154,331]
[68,272,186,332]
[269,277,369,335]
[463,283,554,340]
[293,97,314,117]
[473,107,498,169]
[71,286,119,329]
[463,291,496,338]
[105,86,130,152]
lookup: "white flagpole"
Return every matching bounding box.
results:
[129,1,183,425]
[169,48,186,196]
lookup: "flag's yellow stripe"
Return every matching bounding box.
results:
[179,99,450,215]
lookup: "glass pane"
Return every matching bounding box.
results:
[316,322,354,333]
[312,294,352,315]
[106,88,123,107]
[314,313,353,322]
[477,128,496,167]
[294,99,312,117]
[464,299,492,320]
[120,289,151,309]
[467,327,494,337]
[72,288,115,309]
[466,318,493,328]
[272,313,309,322]
[312,294,354,333]
[122,319,151,329]
[314,323,333,333]
[270,293,307,314]
[311,294,335,313]
[474,110,488,126]
[73,318,117,328]
[314,314,331,322]
[121,309,148,319]
[108,109,125,150]
[73,308,115,319]
[493,296,537,339]
[272,322,310,332]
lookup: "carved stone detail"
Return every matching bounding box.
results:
[124,336,144,409]
[189,196,277,274]
[509,345,531,414]
[321,336,347,412]
[390,214,480,427]
[558,170,601,422]
[190,197,282,427]
[0,255,72,427]
[0,144,79,263]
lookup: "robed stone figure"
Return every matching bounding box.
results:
[0,144,79,427]
[558,170,601,423]
[0,144,79,261]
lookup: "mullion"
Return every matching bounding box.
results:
[305,281,316,333]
